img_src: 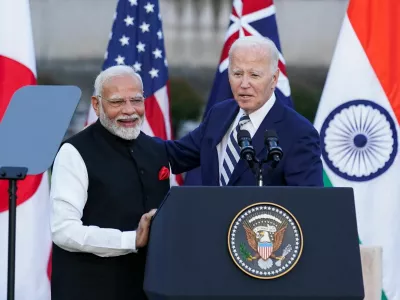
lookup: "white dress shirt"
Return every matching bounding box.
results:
[50,143,138,257]
[217,93,276,180]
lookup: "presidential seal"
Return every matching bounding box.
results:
[228,202,303,279]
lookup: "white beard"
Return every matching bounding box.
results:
[99,105,143,140]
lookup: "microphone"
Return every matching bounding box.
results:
[264,130,283,166]
[237,129,256,168]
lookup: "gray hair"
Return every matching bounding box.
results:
[94,65,143,97]
[228,36,279,74]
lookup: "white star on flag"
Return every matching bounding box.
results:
[144,2,155,13]
[152,48,162,59]
[133,62,142,72]
[124,15,134,26]
[129,0,137,6]
[149,68,159,78]
[139,22,150,33]
[119,35,130,46]
[157,30,163,40]
[115,55,125,65]
[136,42,145,52]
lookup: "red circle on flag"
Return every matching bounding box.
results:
[0,55,42,212]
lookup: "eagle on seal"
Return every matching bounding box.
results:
[243,222,287,269]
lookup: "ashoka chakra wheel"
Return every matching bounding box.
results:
[320,100,398,181]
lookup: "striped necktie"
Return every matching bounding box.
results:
[220,114,251,186]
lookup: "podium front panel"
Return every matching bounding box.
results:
[144,186,364,300]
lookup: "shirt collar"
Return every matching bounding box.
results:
[239,92,276,130]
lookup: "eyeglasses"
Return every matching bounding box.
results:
[97,95,145,108]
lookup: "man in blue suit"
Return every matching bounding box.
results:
[165,36,323,187]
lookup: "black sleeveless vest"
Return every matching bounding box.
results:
[51,120,170,300]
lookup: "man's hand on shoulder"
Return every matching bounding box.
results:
[136,209,157,248]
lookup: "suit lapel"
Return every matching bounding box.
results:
[211,104,240,148]
[228,98,286,185]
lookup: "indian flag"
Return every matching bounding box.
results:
[0,0,52,299]
[313,0,400,299]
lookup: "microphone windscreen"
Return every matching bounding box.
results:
[237,129,251,141]
[264,129,278,140]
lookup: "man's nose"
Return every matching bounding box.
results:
[240,76,250,88]
[121,100,137,114]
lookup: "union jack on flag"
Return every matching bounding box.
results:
[185,0,293,185]
[86,0,182,185]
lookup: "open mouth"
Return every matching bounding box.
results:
[239,94,253,99]
[117,118,139,127]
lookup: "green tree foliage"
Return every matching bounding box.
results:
[169,77,204,135]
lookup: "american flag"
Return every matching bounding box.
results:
[185,0,293,185]
[86,0,182,185]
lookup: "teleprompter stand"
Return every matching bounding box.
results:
[0,85,81,300]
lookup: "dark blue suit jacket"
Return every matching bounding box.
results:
[165,97,323,186]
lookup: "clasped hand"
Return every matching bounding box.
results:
[135,209,157,248]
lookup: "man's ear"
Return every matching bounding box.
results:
[91,96,101,117]
[272,68,280,89]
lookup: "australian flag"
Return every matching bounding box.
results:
[184,0,293,185]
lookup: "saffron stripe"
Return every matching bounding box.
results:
[348,0,400,124]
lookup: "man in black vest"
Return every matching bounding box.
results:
[50,65,171,300]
